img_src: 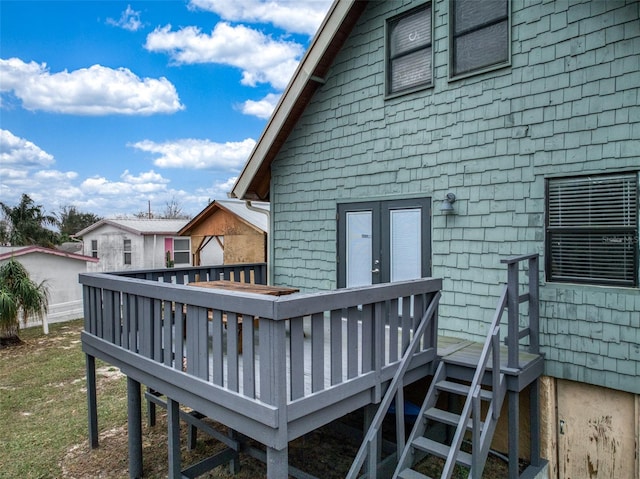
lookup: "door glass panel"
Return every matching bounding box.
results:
[346,211,372,287]
[390,208,422,282]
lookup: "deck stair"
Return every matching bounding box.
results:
[393,253,541,479]
[394,358,506,479]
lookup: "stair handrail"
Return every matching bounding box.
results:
[443,253,539,478]
[346,291,442,479]
[440,284,508,479]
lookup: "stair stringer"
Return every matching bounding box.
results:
[468,372,507,479]
[393,364,507,479]
[394,361,448,475]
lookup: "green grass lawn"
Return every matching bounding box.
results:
[0,320,510,478]
[0,320,128,478]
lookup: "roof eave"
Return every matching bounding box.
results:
[231,0,366,201]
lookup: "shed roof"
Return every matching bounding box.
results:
[178,199,269,236]
[0,245,99,263]
[76,218,190,237]
[230,0,366,201]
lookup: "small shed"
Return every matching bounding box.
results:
[178,200,269,266]
[0,246,99,331]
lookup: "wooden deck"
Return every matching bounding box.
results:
[80,259,544,479]
[438,336,545,391]
[81,265,443,478]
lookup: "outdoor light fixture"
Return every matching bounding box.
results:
[439,193,456,213]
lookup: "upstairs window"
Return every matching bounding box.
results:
[450,0,510,78]
[387,4,432,95]
[546,172,639,287]
[123,239,132,265]
[90,239,98,258]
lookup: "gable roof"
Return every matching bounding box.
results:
[230,0,366,201]
[75,218,190,237]
[178,199,269,236]
[0,245,99,263]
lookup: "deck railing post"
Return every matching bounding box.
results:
[528,256,540,354]
[259,313,289,478]
[506,261,520,369]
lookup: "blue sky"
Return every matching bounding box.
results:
[0,0,332,218]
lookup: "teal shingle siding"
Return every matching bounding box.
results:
[269,0,639,394]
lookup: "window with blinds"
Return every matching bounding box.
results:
[387,4,432,95]
[546,173,639,287]
[450,0,510,78]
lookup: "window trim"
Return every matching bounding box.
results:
[90,239,98,258]
[448,0,512,81]
[545,172,639,288]
[172,237,191,266]
[385,2,434,98]
[123,238,132,266]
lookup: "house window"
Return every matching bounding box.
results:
[173,238,190,265]
[387,4,432,95]
[90,240,98,258]
[450,0,510,78]
[545,172,639,287]
[123,239,132,265]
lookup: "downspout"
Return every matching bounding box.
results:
[245,201,271,285]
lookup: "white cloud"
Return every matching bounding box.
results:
[0,129,55,168]
[130,138,256,171]
[144,23,302,90]
[0,130,78,212]
[212,176,238,193]
[80,170,173,198]
[0,58,184,115]
[120,169,169,185]
[189,0,332,36]
[240,93,281,119]
[0,129,238,218]
[106,5,143,32]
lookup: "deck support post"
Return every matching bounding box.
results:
[529,379,542,467]
[364,404,381,478]
[508,390,519,479]
[147,388,157,427]
[266,446,288,479]
[127,377,143,479]
[86,354,99,449]
[167,398,182,478]
[228,428,240,474]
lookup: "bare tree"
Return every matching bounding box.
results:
[162,197,190,219]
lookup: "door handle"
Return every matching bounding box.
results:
[371,268,380,273]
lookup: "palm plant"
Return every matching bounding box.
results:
[0,258,49,346]
[0,194,59,247]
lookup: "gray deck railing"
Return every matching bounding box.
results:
[110,262,268,285]
[80,266,442,451]
[502,253,540,368]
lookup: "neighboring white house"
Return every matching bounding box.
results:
[0,246,99,330]
[75,218,221,272]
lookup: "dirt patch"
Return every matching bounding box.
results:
[60,408,512,478]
